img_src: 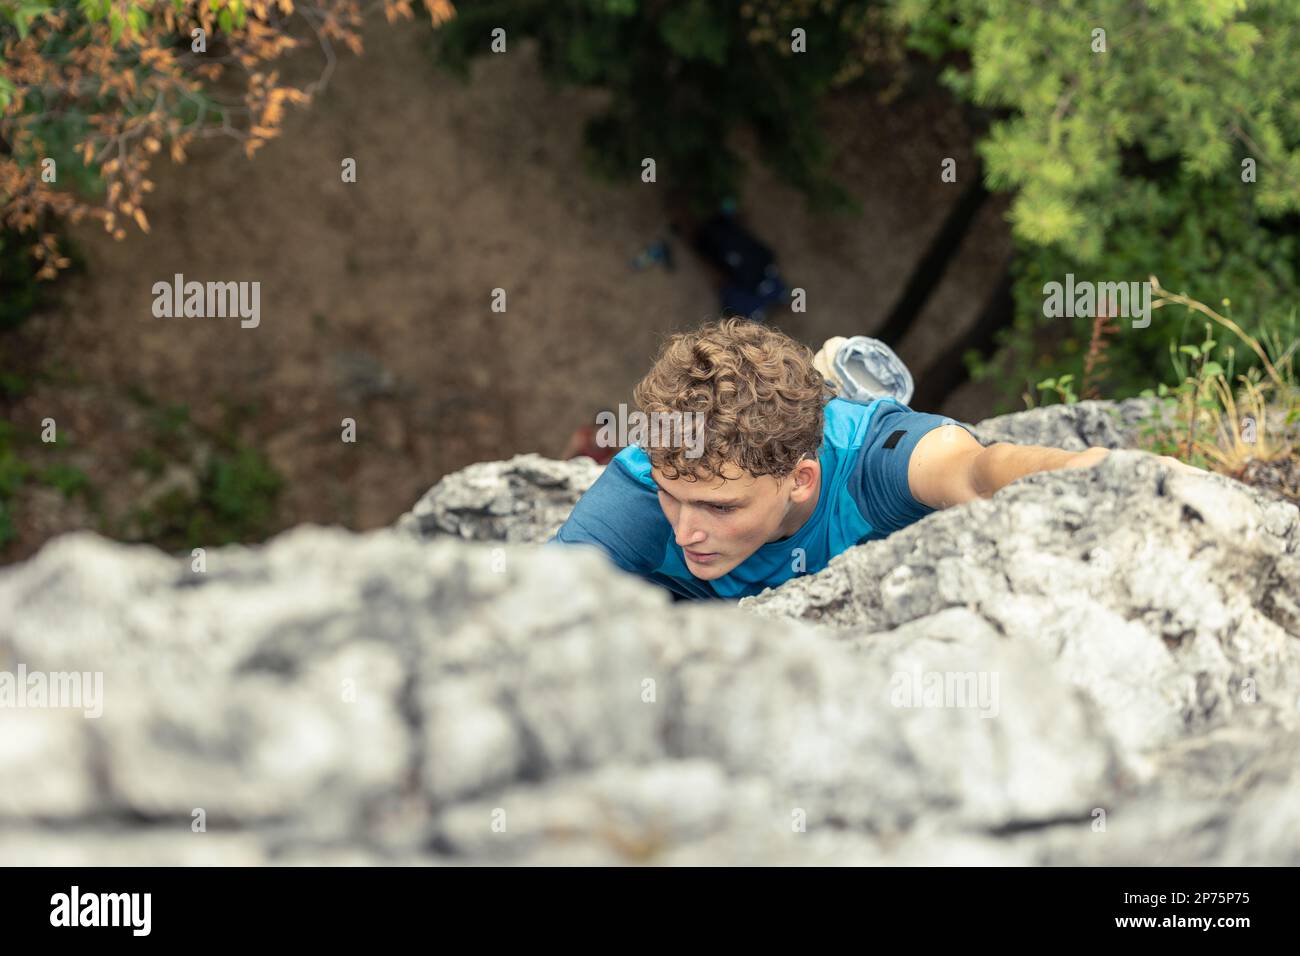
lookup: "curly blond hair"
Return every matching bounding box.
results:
[631,317,833,482]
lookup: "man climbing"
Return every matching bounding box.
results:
[551,317,1195,600]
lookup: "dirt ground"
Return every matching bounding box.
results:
[4,14,1005,561]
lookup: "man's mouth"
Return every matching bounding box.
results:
[684,549,719,564]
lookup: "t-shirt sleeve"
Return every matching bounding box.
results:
[850,399,978,538]
[548,456,669,577]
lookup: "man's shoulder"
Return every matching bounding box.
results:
[823,396,892,448]
[609,443,657,486]
[832,397,975,536]
[551,445,669,572]
[827,396,972,454]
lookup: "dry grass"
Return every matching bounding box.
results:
[1135,277,1299,483]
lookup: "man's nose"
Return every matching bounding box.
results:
[674,507,707,547]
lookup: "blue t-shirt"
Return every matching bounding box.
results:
[550,397,974,600]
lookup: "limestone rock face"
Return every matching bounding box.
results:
[3,398,1299,865]
[397,452,602,543]
[744,450,1300,783]
[961,396,1173,450]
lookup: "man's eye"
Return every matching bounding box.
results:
[710,504,736,514]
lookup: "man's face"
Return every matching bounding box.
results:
[651,458,819,580]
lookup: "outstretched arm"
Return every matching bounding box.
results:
[971,442,1095,498]
[907,424,1198,510]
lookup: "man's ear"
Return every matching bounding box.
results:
[788,457,820,503]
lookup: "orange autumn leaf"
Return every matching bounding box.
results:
[2,0,460,278]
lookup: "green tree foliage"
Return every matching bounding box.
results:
[893,0,1300,409]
